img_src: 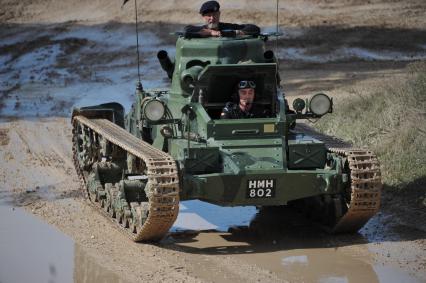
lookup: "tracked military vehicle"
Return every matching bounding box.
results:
[72,32,381,241]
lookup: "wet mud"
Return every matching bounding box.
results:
[169,207,425,283]
[0,206,128,283]
[1,133,425,282]
[1,0,426,282]
[0,129,10,146]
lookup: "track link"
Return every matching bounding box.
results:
[330,148,381,232]
[72,116,179,242]
[295,123,382,232]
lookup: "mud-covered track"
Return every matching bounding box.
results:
[330,148,381,232]
[72,116,180,241]
[294,123,382,232]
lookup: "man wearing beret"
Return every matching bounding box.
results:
[185,1,260,38]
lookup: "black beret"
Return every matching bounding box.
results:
[199,1,220,15]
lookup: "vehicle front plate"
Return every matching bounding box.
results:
[246,179,276,198]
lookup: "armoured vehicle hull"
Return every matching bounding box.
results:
[72,35,381,241]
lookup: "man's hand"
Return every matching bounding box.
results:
[210,30,221,37]
[199,28,221,37]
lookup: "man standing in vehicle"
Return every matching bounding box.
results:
[221,80,270,119]
[185,1,260,38]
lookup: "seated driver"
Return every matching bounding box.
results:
[220,80,271,119]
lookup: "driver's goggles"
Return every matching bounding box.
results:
[238,80,256,89]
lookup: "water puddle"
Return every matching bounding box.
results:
[172,200,257,232]
[277,47,426,63]
[174,231,421,283]
[0,206,74,283]
[172,208,423,283]
[0,206,127,283]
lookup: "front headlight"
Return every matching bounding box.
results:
[309,93,332,116]
[143,99,165,121]
[292,98,306,113]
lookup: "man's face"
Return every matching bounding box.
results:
[202,11,220,29]
[238,88,255,106]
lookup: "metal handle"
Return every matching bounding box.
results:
[232,129,259,135]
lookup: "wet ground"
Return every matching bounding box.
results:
[171,205,426,283]
[1,0,426,282]
[1,201,424,283]
[0,205,131,283]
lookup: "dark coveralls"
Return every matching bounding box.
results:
[184,22,260,37]
[220,102,270,119]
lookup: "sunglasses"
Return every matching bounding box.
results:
[238,80,256,89]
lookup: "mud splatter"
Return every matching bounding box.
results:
[0,128,10,145]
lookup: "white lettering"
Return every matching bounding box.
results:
[265,180,274,188]
[248,179,275,189]
[249,180,257,189]
[249,189,256,197]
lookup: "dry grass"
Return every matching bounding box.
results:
[314,61,426,187]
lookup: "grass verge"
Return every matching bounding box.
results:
[313,61,426,187]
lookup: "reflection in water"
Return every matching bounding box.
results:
[271,249,378,283]
[0,204,422,283]
[172,200,257,232]
[0,206,74,283]
[281,255,308,265]
[0,206,128,283]
[172,206,421,283]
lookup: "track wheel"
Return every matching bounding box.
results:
[103,183,112,212]
[129,202,141,234]
[109,185,119,218]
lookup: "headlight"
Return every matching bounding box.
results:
[143,100,165,121]
[292,98,306,113]
[180,65,203,90]
[309,93,332,116]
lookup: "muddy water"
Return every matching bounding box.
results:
[0,205,73,283]
[0,202,423,283]
[172,208,422,283]
[0,206,126,283]
[174,232,421,283]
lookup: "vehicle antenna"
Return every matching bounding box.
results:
[275,0,279,55]
[134,0,142,88]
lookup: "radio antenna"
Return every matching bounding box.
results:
[275,0,279,54]
[134,0,142,85]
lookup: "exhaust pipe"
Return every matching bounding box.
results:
[264,50,275,63]
[157,50,174,79]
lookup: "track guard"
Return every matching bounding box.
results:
[72,102,125,128]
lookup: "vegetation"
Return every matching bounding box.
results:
[314,61,426,187]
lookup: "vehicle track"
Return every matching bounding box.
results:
[295,123,381,232]
[72,116,180,241]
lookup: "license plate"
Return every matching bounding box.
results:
[246,179,276,198]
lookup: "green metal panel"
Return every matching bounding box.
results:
[288,134,326,169]
[171,37,270,96]
[215,138,284,173]
[168,139,220,174]
[207,118,283,140]
[182,168,343,206]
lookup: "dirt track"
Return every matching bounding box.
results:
[1,1,426,282]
